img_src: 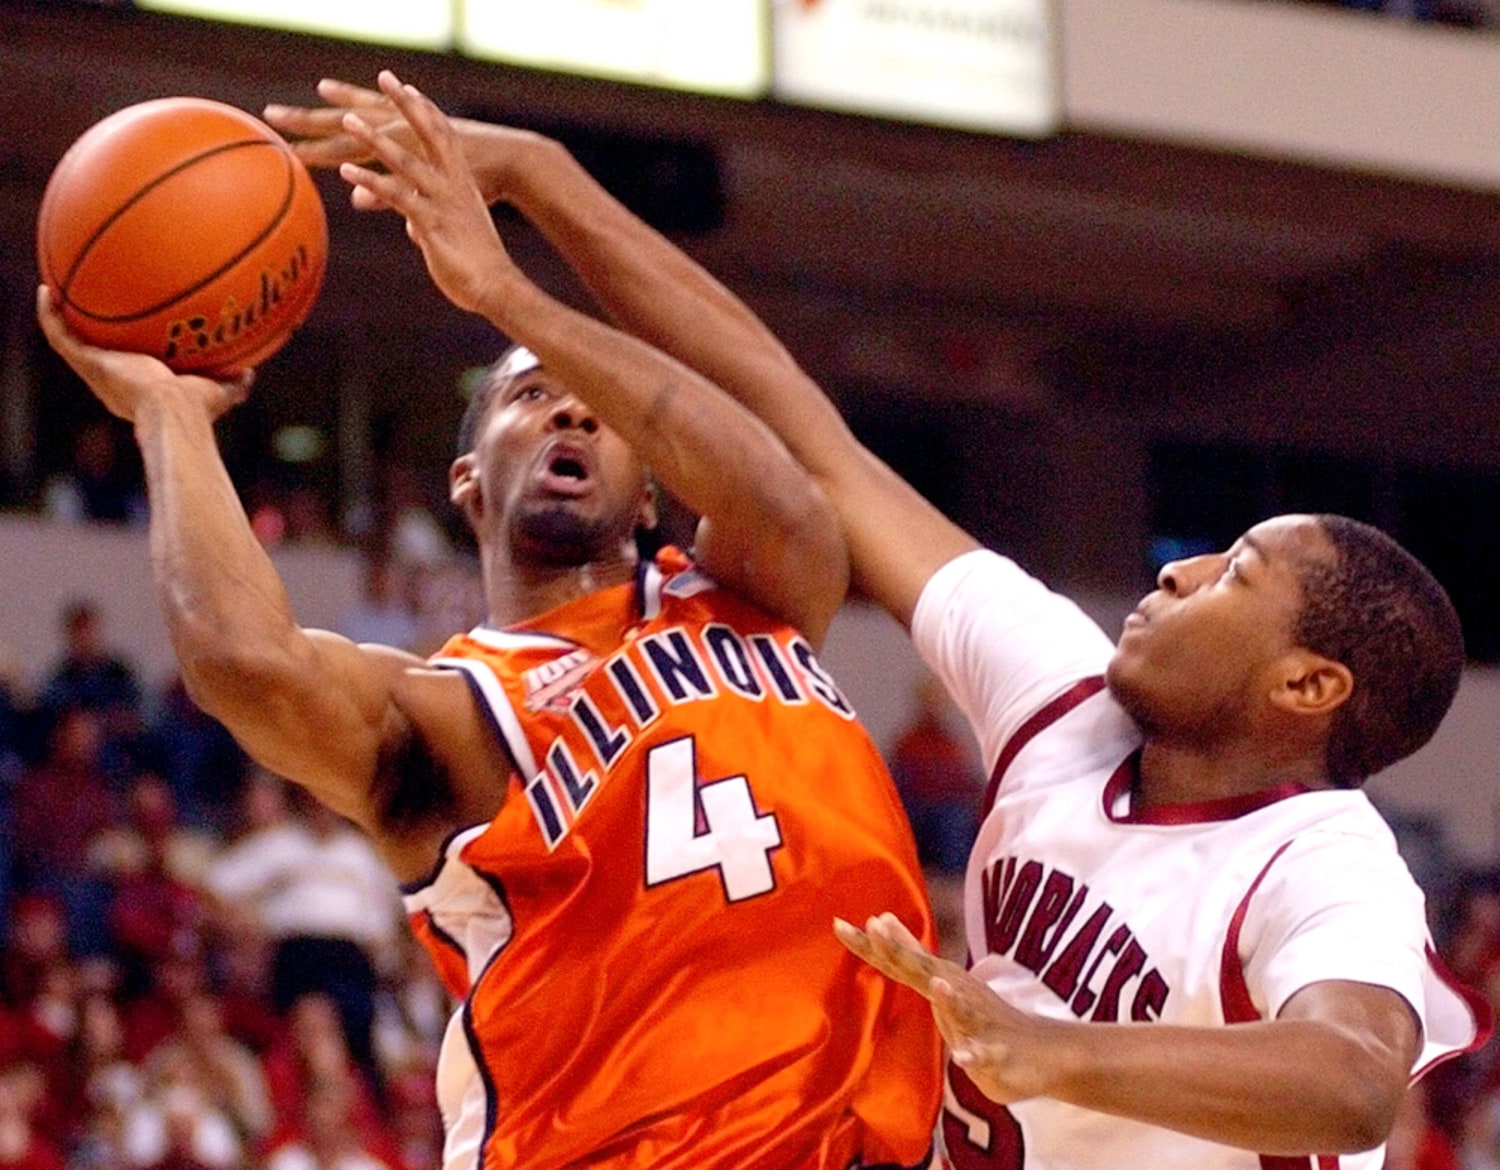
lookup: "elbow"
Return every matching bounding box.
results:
[1325,1061,1407,1154]
[1332,1110,1398,1156]
[777,485,849,586]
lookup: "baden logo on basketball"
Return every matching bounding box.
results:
[163,243,315,366]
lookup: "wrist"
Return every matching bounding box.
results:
[470,266,538,332]
[497,134,577,212]
[1025,1016,1095,1103]
[132,384,216,439]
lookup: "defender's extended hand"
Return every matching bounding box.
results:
[36,286,252,424]
[264,78,401,175]
[835,913,1064,1105]
[335,71,515,318]
[265,77,549,213]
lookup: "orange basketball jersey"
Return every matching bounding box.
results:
[403,549,940,1170]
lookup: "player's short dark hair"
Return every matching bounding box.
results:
[1294,515,1463,788]
[457,345,537,456]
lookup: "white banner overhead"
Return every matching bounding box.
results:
[136,0,454,49]
[459,0,769,98]
[771,0,1060,136]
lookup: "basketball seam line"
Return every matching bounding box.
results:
[59,139,297,325]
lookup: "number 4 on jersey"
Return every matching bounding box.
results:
[644,736,782,902]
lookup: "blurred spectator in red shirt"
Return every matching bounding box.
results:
[260,994,399,1169]
[143,991,273,1148]
[889,674,982,876]
[263,1073,398,1170]
[11,707,120,957]
[0,1062,64,1170]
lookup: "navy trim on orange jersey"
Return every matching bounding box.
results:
[459,856,516,1170]
[398,824,474,896]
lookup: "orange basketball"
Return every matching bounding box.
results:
[36,96,327,376]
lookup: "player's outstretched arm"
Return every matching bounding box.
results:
[34,288,491,870]
[266,78,978,628]
[836,914,1418,1156]
[333,72,850,645]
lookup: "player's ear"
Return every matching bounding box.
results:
[1269,650,1353,718]
[450,452,479,511]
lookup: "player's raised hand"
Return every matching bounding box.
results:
[265,78,550,211]
[336,71,516,318]
[835,912,1063,1104]
[36,286,252,424]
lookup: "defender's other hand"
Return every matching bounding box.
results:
[335,71,516,318]
[266,77,549,212]
[835,912,1064,1105]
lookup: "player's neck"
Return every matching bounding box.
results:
[481,549,639,628]
[1137,738,1331,811]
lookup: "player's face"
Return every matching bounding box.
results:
[452,367,653,567]
[1105,515,1332,743]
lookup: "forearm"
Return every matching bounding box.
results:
[499,134,977,620]
[475,268,824,537]
[133,393,306,712]
[500,136,855,475]
[1041,1016,1406,1155]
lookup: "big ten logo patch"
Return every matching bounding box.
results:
[522,649,598,714]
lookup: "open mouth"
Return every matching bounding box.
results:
[536,442,593,496]
[551,454,586,480]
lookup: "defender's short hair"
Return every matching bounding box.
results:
[1295,515,1464,787]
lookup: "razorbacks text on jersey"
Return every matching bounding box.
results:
[402,548,942,1170]
[911,549,1490,1170]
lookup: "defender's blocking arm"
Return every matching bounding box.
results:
[330,72,850,646]
[266,78,972,627]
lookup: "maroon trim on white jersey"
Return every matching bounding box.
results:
[1219,841,1295,1026]
[982,677,1106,818]
[1220,846,1492,1170]
[1217,842,1341,1170]
[1102,762,1312,827]
[1413,942,1494,1078]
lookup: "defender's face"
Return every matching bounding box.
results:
[1106,515,1332,740]
[452,366,653,565]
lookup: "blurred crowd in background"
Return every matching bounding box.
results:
[1,400,1496,1170]
[0,599,451,1170]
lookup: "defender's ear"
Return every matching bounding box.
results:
[1270,650,1354,718]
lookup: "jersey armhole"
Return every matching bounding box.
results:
[433,656,538,780]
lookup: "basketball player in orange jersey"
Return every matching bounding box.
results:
[266,73,1489,1170]
[36,73,941,1170]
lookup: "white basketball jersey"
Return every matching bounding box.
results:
[911,550,1488,1170]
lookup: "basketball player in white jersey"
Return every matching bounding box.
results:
[264,74,1492,1170]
